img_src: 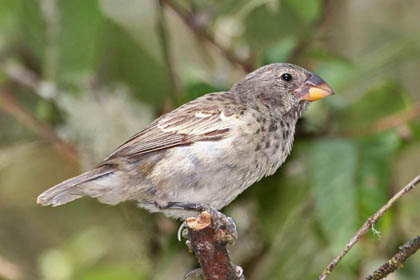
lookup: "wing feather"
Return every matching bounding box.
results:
[103,93,239,161]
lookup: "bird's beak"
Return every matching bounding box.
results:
[301,73,334,101]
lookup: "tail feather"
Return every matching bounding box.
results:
[37,166,113,206]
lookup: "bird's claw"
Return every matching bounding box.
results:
[173,203,238,243]
[234,264,245,280]
[184,268,202,279]
[204,207,238,242]
[177,221,187,242]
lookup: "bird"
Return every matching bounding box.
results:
[37,63,333,228]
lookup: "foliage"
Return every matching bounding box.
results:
[1,0,420,279]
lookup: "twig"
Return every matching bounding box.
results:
[185,211,243,280]
[156,0,182,106]
[369,103,420,134]
[318,174,420,280]
[0,87,78,162]
[160,0,253,73]
[364,235,420,280]
[3,61,58,100]
[40,0,60,81]
[289,0,332,64]
[340,103,420,137]
[3,62,40,92]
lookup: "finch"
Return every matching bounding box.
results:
[37,63,333,221]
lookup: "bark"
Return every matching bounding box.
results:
[185,211,243,280]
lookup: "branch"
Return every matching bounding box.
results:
[364,235,420,280]
[3,61,40,92]
[0,87,78,162]
[369,103,420,134]
[318,174,420,280]
[156,0,182,106]
[40,0,60,82]
[185,211,243,280]
[160,0,253,73]
[289,0,332,64]
[341,103,420,138]
[2,61,58,100]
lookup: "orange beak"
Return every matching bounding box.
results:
[301,73,334,101]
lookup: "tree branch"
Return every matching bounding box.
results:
[185,211,243,280]
[0,87,78,162]
[289,0,332,64]
[156,0,182,106]
[2,60,59,102]
[364,235,420,280]
[340,103,420,138]
[318,174,420,280]
[160,0,253,73]
[369,103,420,134]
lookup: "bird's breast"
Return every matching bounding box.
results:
[259,119,296,177]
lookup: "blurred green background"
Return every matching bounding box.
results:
[1,0,420,279]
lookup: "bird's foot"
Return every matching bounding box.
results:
[165,202,238,242]
[203,207,237,243]
[234,264,245,280]
[177,221,187,242]
[184,268,202,279]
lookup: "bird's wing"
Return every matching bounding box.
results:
[103,96,238,161]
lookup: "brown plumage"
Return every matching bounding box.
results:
[37,63,333,219]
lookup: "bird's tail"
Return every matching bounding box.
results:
[37,165,114,207]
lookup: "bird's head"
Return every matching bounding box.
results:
[232,63,334,117]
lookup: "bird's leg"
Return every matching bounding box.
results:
[162,202,238,242]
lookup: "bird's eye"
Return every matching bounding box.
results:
[281,73,292,82]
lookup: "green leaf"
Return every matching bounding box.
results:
[0,0,20,39]
[338,81,408,129]
[96,19,171,105]
[263,37,298,64]
[244,4,304,49]
[261,211,336,280]
[285,0,321,23]
[57,0,104,86]
[312,54,356,93]
[184,80,226,102]
[35,100,63,125]
[39,248,73,280]
[357,131,401,220]
[254,141,311,241]
[19,0,46,62]
[311,139,358,256]
[67,227,109,270]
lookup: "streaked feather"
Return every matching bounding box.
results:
[103,92,239,161]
